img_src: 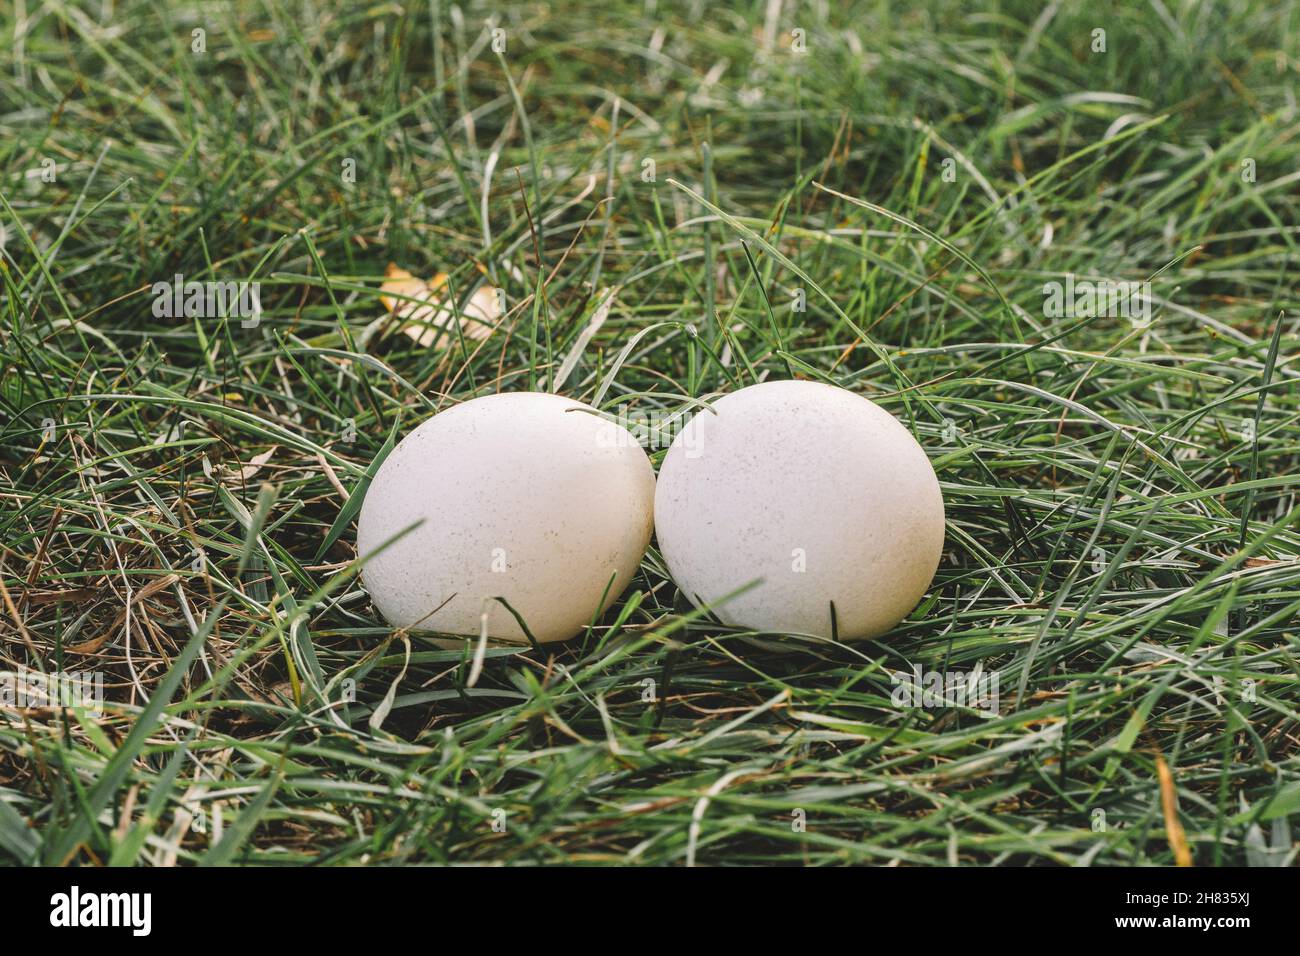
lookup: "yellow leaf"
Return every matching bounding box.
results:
[1156,753,1193,867]
[379,264,499,348]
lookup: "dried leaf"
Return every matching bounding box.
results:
[65,574,179,655]
[380,264,499,348]
[26,588,99,606]
[1155,752,1193,866]
[217,446,278,482]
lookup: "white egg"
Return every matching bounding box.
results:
[654,380,944,640]
[357,392,655,644]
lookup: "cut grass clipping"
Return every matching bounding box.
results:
[1,0,1298,866]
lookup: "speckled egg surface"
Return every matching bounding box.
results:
[357,392,655,643]
[654,379,944,640]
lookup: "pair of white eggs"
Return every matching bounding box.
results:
[356,380,945,645]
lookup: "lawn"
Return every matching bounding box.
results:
[1,0,1298,866]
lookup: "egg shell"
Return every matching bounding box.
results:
[653,379,944,640]
[357,392,655,643]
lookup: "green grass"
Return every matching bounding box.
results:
[1,0,1298,866]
